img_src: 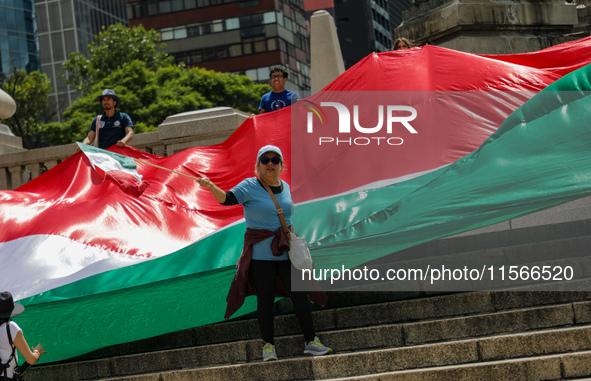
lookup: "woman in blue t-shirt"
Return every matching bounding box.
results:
[197,145,332,362]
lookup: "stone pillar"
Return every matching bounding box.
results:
[310,10,346,94]
[0,167,8,190]
[396,0,580,54]
[27,163,44,181]
[8,165,24,189]
[44,160,59,171]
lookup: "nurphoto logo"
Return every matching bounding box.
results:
[299,96,418,147]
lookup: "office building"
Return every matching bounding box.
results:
[332,0,390,68]
[127,0,311,95]
[0,0,40,82]
[35,0,128,119]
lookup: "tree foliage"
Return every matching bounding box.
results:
[1,70,52,149]
[46,61,270,146]
[40,24,271,147]
[63,24,173,93]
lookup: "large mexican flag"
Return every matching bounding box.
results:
[3,38,591,363]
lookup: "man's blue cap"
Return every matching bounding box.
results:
[97,89,121,106]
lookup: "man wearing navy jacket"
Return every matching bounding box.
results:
[80,89,134,150]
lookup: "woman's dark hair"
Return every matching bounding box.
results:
[0,318,9,325]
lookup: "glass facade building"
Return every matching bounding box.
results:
[35,0,128,119]
[334,0,412,68]
[0,0,41,82]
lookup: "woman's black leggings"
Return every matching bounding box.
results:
[249,259,316,344]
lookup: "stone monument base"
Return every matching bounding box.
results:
[0,124,24,154]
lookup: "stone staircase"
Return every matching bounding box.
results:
[24,196,591,380]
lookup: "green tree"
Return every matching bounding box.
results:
[45,24,270,147]
[47,61,270,146]
[63,24,173,93]
[1,70,53,149]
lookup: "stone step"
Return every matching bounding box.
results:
[69,289,591,362]
[324,350,591,381]
[26,296,591,380]
[94,326,591,380]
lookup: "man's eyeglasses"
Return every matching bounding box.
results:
[271,74,284,79]
[260,157,282,165]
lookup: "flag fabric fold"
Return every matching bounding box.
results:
[77,142,150,197]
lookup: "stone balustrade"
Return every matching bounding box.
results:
[0,107,252,190]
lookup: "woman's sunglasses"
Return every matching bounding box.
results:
[260,157,282,165]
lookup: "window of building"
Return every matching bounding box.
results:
[148,2,159,16]
[189,51,202,63]
[61,0,74,29]
[267,38,277,51]
[184,0,197,9]
[64,30,76,57]
[216,47,228,59]
[161,27,174,41]
[251,13,263,26]
[263,11,276,24]
[229,44,242,57]
[50,32,64,61]
[171,0,184,12]
[47,3,60,30]
[212,19,223,33]
[245,68,257,80]
[284,17,293,32]
[226,17,240,30]
[242,26,265,38]
[239,0,260,8]
[256,67,267,80]
[187,24,201,37]
[174,26,187,39]
[38,35,51,62]
[287,43,295,57]
[254,39,266,53]
[159,1,172,14]
[203,48,216,61]
[201,23,212,35]
[294,12,305,27]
